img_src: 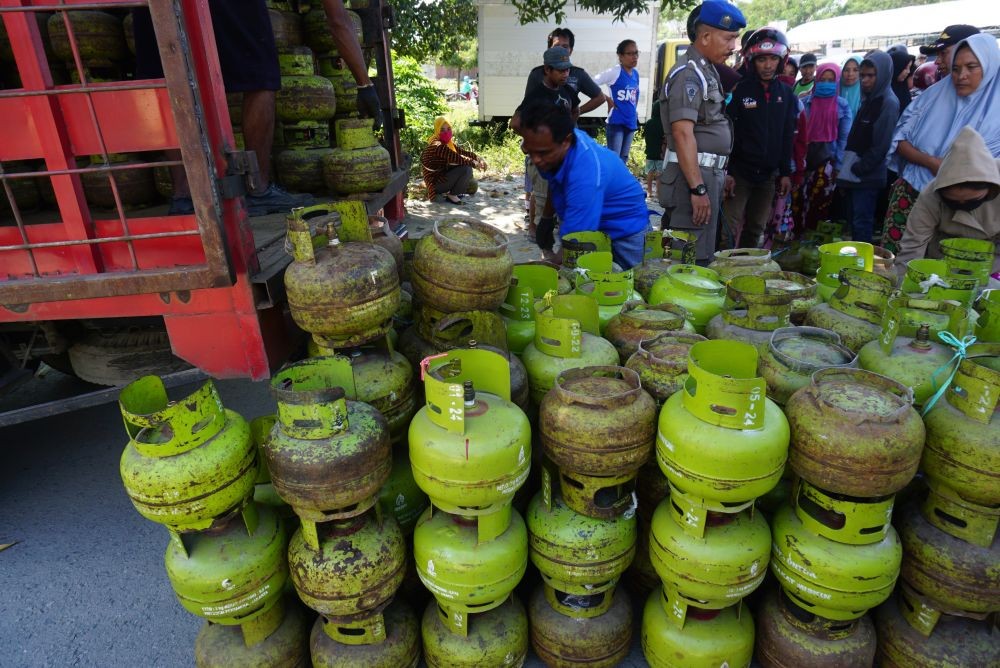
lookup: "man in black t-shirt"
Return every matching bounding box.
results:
[524,28,609,116]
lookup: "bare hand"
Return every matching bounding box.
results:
[723,175,736,199]
[777,176,791,197]
[691,194,711,226]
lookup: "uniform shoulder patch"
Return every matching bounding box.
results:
[685,76,700,102]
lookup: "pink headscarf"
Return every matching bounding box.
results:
[807,62,842,144]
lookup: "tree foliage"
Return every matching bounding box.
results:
[509,0,695,25]
[390,51,447,160]
[737,0,948,31]
[390,0,477,63]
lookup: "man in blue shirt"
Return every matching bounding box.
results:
[518,99,650,268]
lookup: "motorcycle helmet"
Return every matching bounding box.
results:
[743,27,790,67]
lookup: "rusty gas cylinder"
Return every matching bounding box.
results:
[48,11,127,68]
[269,8,304,50]
[323,119,391,195]
[897,501,999,628]
[758,271,819,325]
[264,358,391,549]
[276,47,337,122]
[310,599,420,668]
[528,583,632,668]
[624,331,707,405]
[708,248,781,281]
[287,511,406,643]
[284,205,399,349]
[705,275,794,351]
[785,368,924,499]
[921,346,1000,547]
[276,147,336,194]
[540,366,656,518]
[804,268,892,352]
[80,154,157,209]
[755,587,876,668]
[421,595,529,668]
[875,591,1000,667]
[194,596,311,666]
[758,327,858,406]
[604,302,694,361]
[411,219,513,313]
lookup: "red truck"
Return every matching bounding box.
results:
[0,0,408,414]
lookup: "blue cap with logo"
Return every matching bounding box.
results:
[697,0,746,32]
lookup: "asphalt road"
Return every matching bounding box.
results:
[0,373,651,667]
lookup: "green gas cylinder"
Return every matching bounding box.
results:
[408,349,530,542]
[901,258,981,307]
[573,251,644,332]
[521,294,620,405]
[770,504,900,621]
[974,289,999,341]
[561,231,612,270]
[378,449,429,536]
[634,229,697,300]
[528,583,632,668]
[858,297,970,408]
[922,347,1000,547]
[815,241,874,302]
[758,271,820,325]
[194,596,311,666]
[540,365,656,518]
[940,237,995,288]
[287,511,405,644]
[754,587,876,668]
[323,119,392,194]
[413,507,528,636]
[649,501,770,621]
[310,599,420,668]
[656,340,789,535]
[500,264,559,355]
[804,267,892,352]
[604,302,694,361]
[647,264,725,334]
[165,503,288,642]
[526,491,636,595]
[421,595,529,667]
[641,589,754,668]
[264,357,391,549]
[276,48,337,122]
[119,376,256,541]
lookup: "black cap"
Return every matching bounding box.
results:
[919,24,980,55]
[799,53,817,67]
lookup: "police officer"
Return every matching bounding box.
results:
[658,0,746,263]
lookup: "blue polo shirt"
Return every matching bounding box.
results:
[539,129,648,240]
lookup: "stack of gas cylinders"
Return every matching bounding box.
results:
[119,218,1000,666]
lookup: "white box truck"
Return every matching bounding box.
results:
[476,0,662,126]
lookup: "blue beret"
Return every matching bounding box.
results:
[697,0,747,32]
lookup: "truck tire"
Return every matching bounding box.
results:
[68,328,191,386]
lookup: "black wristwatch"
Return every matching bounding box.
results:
[689,183,708,196]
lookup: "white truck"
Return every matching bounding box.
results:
[476,0,662,126]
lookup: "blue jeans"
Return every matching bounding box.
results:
[846,187,880,244]
[606,124,635,162]
[612,229,647,269]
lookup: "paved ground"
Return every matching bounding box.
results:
[0,186,659,667]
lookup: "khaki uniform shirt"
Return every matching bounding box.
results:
[660,44,732,156]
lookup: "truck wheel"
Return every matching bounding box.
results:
[68,328,191,386]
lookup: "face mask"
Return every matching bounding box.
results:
[813,82,838,97]
[941,195,988,212]
[439,129,453,144]
[724,92,733,105]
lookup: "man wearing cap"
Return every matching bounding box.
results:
[513,47,582,254]
[658,0,746,263]
[920,24,980,79]
[794,53,817,98]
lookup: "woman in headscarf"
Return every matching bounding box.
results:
[839,55,863,118]
[790,61,853,231]
[881,33,1000,253]
[420,116,486,204]
[887,45,916,113]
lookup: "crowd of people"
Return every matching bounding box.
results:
[420,0,999,277]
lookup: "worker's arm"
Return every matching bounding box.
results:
[579,93,608,115]
[671,119,710,225]
[321,0,383,128]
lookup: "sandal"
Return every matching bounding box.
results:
[444,194,464,205]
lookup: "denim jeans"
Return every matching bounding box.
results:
[611,229,647,269]
[846,187,880,243]
[606,124,635,162]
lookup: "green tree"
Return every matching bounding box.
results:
[390,0,478,63]
[437,39,478,90]
[509,0,696,24]
[840,0,941,13]
[736,0,839,31]
[390,51,448,161]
